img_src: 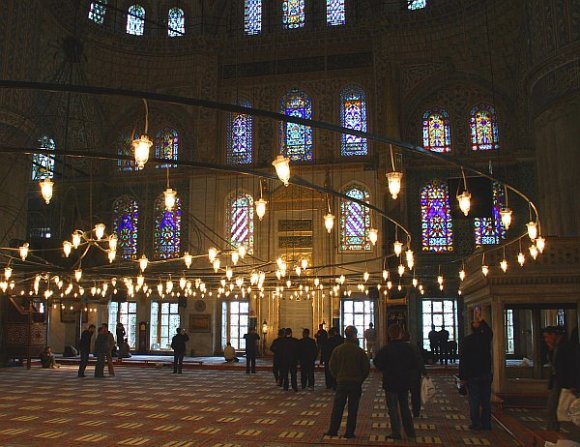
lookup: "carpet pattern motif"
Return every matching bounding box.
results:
[0,366,519,446]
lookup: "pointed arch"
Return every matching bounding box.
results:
[282,0,305,29]
[32,136,55,180]
[244,0,262,35]
[168,7,185,37]
[474,182,506,245]
[421,180,453,253]
[341,85,368,157]
[113,196,139,260]
[126,4,145,35]
[153,194,181,259]
[422,109,451,153]
[88,0,108,24]
[227,99,253,165]
[280,88,313,162]
[327,0,345,25]
[154,128,179,168]
[340,184,371,251]
[470,104,499,151]
[226,192,254,254]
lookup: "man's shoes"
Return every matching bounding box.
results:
[77,374,85,377]
[343,433,355,439]
[324,432,338,437]
[386,434,402,440]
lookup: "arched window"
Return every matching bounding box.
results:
[327,0,345,25]
[32,136,55,180]
[340,185,371,252]
[126,4,145,35]
[283,0,305,29]
[227,101,253,165]
[113,196,139,260]
[244,0,262,35]
[117,131,137,172]
[280,88,313,162]
[227,193,254,253]
[341,86,368,157]
[422,109,451,153]
[408,0,427,10]
[154,128,179,168]
[89,0,108,24]
[470,105,499,151]
[168,7,185,37]
[421,180,453,253]
[474,182,506,245]
[153,194,181,259]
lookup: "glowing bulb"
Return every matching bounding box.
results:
[527,221,538,240]
[4,267,12,280]
[231,251,239,266]
[457,191,472,216]
[339,275,346,285]
[213,258,221,272]
[19,243,29,261]
[405,250,414,270]
[529,244,539,260]
[481,265,489,276]
[74,269,82,282]
[164,188,177,211]
[166,279,174,294]
[272,155,291,186]
[382,270,389,281]
[412,277,419,287]
[226,267,233,280]
[295,266,302,276]
[72,231,82,249]
[250,271,259,285]
[363,271,370,282]
[255,198,267,221]
[500,208,513,230]
[108,249,116,263]
[301,258,308,270]
[94,223,106,240]
[109,234,118,251]
[235,277,244,288]
[137,274,145,287]
[437,275,444,285]
[63,241,72,258]
[40,178,54,204]
[324,213,335,233]
[398,284,402,291]
[387,281,392,290]
[132,135,153,169]
[398,264,405,276]
[139,255,148,272]
[183,252,192,268]
[517,252,525,266]
[500,259,508,272]
[368,228,378,246]
[536,236,545,253]
[207,248,218,263]
[386,171,403,200]
[459,269,466,281]
[314,277,320,287]
[439,284,444,291]
[238,245,247,259]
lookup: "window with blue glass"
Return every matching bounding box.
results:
[32,136,56,180]
[154,128,179,168]
[126,4,145,35]
[340,184,371,252]
[113,196,139,260]
[283,0,305,29]
[341,86,368,156]
[327,0,345,25]
[227,193,254,254]
[421,180,453,253]
[422,109,452,153]
[88,0,108,24]
[244,0,262,35]
[154,194,181,259]
[474,182,506,245]
[470,104,500,151]
[227,101,253,165]
[168,7,185,37]
[280,88,313,162]
[408,0,427,10]
[117,131,138,172]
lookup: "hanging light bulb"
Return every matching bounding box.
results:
[459,269,466,281]
[500,208,513,230]
[363,271,370,282]
[72,231,82,249]
[314,277,320,287]
[4,267,12,280]
[231,251,239,266]
[94,223,106,240]
[412,277,419,287]
[39,178,54,204]
[500,259,508,273]
[386,171,403,200]
[339,275,346,285]
[527,221,538,240]
[324,213,335,233]
[132,135,153,169]
[398,284,403,292]
[226,267,233,280]
[255,198,267,221]
[63,241,72,258]
[393,241,403,257]
[164,188,177,211]
[238,245,247,259]
[536,236,546,253]
[457,191,472,216]
[108,249,116,263]
[137,274,145,287]
[207,247,218,263]
[405,250,414,270]
[368,228,378,246]
[74,269,82,282]
[19,243,29,261]
[387,280,393,290]
[439,284,444,291]
[166,279,174,294]
[481,265,489,277]
[213,258,221,273]
[300,258,308,270]
[437,275,444,285]
[272,155,291,186]
[250,271,259,285]
[139,255,148,272]
[183,252,193,269]
[398,264,405,276]
[109,234,118,251]
[382,270,388,281]
[529,244,539,260]
[517,252,525,267]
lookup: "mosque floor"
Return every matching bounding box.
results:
[0,363,577,446]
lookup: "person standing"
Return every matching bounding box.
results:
[364,322,377,359]
[171,327,189,374]
[280,328,299,391]
[243,327,260,374]
[458,315,493,431]
[408,336,427,417]
[324,328,344,390]
[299,328,318,390]
[438,325,450,365]
[428,325,439,364]
[315,323,328,366]
[324,326,370,439]
[94,326,108,378]
[374,323,418,441]
[101,323,116,376]
[78,324,95,377]
[270,328,285,385]
[116,322,126,347]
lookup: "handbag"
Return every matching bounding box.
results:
[557,388,575,422]
[421,376,436,405]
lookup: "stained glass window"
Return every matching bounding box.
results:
[281,88,313,162]
[168,7,185,37]
[154,194,181,259]
[327,0,345,25]
[118,131,138,172]
[408,0,427,10]
[283,0,305,29]
[227,193,254,253]
[126,4,145,35]
[470,105,499,151]
[89,0,108,24]
[154,128,179,168]
[421,180,453,253]
[32,136,55,180]
[341,86,368,156]
[340,185,371,251]
[227,102,253,165]
[244,0,262,35]
[113,196,139,260]
[474,182,506,245]
[422,109,451,153]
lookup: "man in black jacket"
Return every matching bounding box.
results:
[299,328,318,389]
[77,324,95,377]
[374,323,418,440]
[315,323,328,366]
[171,328,189,374]
[270,328,285,385]
[324,328,344,390]
[243,327,260,374]
[459,315,493,431]
[280,328,299,391]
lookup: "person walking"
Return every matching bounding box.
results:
[374,323,418,441]
[78,324,95,377]
[171,327,189,374]
[458,314,493,431]
[438,325,450,365]
[315,323,328,366]
[243,327,260,374]
[299,328,318,390]
[101,323,116,376]
[324,325,370,439]
[428,325,439,364]
[270,328,285,385]
[324,327,344,390]
[280,328,299,391]
[407,335,427,417]
[364,322,377,359]
[94,326,108,378]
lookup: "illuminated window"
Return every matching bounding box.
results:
[470,104,499,151]
[108,301,137,348]
[126,4,145,35]
[113,196,139,260]
[341,86,368,156]
[421,180,453,252]
[153,194,181,260]
[117,131,138,172]
[340,184,371,251]
[280,88,313,162]
[227,101,253,165]
[168,7,185,37]
[341,299,375,351]
[227,193,254,253]
[408,0,427,10]
[422,109,451,152]
[150,302,180,350]
[505,309,514,354]
[32,136,55,180]
[244,0,262,35]
[474,182,506,245]
[422,299,457,350]
[154,128,179,168]
[221,301,249,351]
[327,0,345,25]
[283,0,305,29]
[88,0,108,24]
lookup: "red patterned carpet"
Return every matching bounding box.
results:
[0,365,521,446]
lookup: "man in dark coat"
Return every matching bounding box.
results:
[374,323,418,440]
[439,325,450,365]
[270,328,285,385]
[459,316,493,431]
[170,327,189,374]
[280,327,299,391]
[324,326,370,439]
[298,328,318,389]
[428,325,439,364]
[315,323,328,366]
[324,327,344,390]
[78,324,95,377]
[93,326,109,378]
[116,322,126,347]
[243,327,260,374]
